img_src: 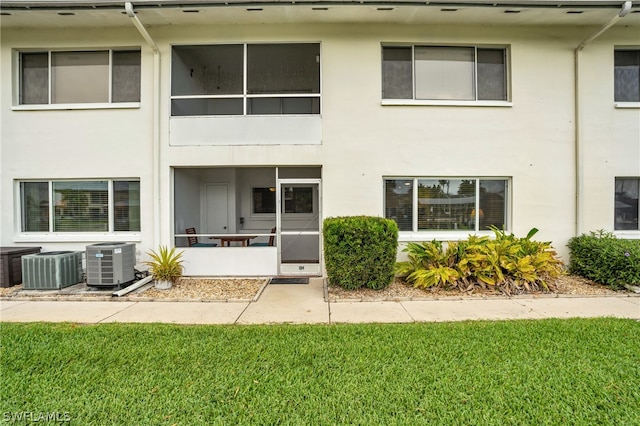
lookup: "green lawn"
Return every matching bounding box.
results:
[1,319,639,425]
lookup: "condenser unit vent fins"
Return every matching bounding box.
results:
[22,251,83,290]
[86,243,135,287]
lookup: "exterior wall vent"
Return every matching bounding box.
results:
[86,243,136,287]
[21,251,83,290]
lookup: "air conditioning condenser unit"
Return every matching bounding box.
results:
[86,242,136,287]
[22,251,83,290]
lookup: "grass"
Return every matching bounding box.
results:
[1,319,639,425]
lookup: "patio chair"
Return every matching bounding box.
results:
[250,227,276,246]
[186,227,217,247]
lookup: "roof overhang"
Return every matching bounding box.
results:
[1,0,639,27]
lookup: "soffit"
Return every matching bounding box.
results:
[1,1,639,28]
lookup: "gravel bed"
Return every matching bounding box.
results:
[0,278,268,302]
[327,274,625,302]
[128,278,268,302]
[0,274,630,302]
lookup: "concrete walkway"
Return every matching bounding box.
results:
[1,278,639,325]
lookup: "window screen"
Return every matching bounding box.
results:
[615,50,640,102]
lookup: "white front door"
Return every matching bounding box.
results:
[277,179,322,275]
[203,183,228,234]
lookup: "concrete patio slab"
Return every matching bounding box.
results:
[329,301,413,323]
[238,278,329,324]
[517,297,640,319]
[401,299,543,322]
[101,301,249,324]
[0,301,135,323]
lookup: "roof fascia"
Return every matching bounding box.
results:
[2,0,639,11]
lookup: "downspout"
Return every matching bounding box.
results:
[573,1,632,237]
[125,2,161,248]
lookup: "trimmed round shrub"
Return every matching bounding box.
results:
[323,216,399,290]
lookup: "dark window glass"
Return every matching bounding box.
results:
[615,178,639,230]
[21,182,49,231]
[477,49,507,101]
[253,188,276,214]
[283,186,313,213]
[114,181,141,231]
[247,44,320,95]
[112,50,141,102]
[21,53,49,105]
[171,45,243,96]
[382,47,412,99]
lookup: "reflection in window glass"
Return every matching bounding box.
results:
[21,182,49,232]
[20,180,140,233]
[615,178,639,230]
[384,178,508,232]
[417,179,475,231]
[385,180,413,231]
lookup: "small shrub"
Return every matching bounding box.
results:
[323,216,398,290]
[568,231,640,289]
[144,245,185,283]
[397,227,564,295]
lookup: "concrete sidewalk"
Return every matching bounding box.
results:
[1,278,639,325]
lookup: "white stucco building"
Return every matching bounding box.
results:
[1,0,639,278]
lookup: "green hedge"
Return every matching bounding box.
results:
[568,231,640,289]
[323,216,399,290]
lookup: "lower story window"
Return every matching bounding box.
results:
[384,177,509,232]
[615,178,639,231]
[20,180,140,232]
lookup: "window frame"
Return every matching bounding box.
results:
[614,47,640,108]
[170,42,322,117]
[381,44,512,107]
[384,177,511,239]
[16,179,141,241]
[13,48,141,110]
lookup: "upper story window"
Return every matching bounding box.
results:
[614,49,640,103]
[18,50,141,105]
[615,178,639,231]
[384,178,509,233]
[171,43,320,116]
[20,180,140,233]
[382,45,508,102]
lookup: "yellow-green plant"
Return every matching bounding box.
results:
[144,246,185,283]
[396,228,565,295]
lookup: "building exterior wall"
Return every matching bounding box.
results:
[578,28,640,238]
[1,19,638,269]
